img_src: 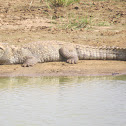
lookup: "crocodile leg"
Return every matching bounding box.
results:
[59,46,78,64]
[22,56,38,67]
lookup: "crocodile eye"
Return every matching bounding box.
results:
[0,48,4,57]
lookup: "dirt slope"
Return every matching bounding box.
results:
[0,0,126,76]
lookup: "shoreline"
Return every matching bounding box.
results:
[0,73,126,78]
[0,1,126,78]
[0,60,126,77]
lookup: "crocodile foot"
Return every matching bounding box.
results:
[59,46,78,64]
[66,58,78,64]
[22,56,38,67]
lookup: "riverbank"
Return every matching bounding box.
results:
[0,0,126,77]
[0,60,126,77]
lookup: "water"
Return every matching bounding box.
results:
[0,76,126,126]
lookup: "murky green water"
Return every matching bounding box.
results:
[0,76,126,126]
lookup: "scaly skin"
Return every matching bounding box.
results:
[0,40,126,67]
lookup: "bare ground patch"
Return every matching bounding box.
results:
[0,0,126,76]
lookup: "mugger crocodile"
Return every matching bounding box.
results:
[0,40,126,67]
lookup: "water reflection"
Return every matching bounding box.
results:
[0,75,126,89]
[0,76,126,126]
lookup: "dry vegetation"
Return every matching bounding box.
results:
[0,0,125,46]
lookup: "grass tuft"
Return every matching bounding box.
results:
[57,15,92,30]
[47,0,80,7]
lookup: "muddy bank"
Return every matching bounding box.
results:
[0,60,126,77]
[0,0,126,77]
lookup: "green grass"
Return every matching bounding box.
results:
[57,15,92,30]
[97,21,111,26]
[46,0,80,7]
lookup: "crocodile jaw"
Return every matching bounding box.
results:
[0,48,4,58]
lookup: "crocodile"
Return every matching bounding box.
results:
[0,40,126,67]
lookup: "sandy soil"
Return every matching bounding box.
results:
[0,0,126,77]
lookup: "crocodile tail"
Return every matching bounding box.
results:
[76,45,126,61]
[112,47,126,60]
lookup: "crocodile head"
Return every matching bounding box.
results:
[0,46,4,58]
